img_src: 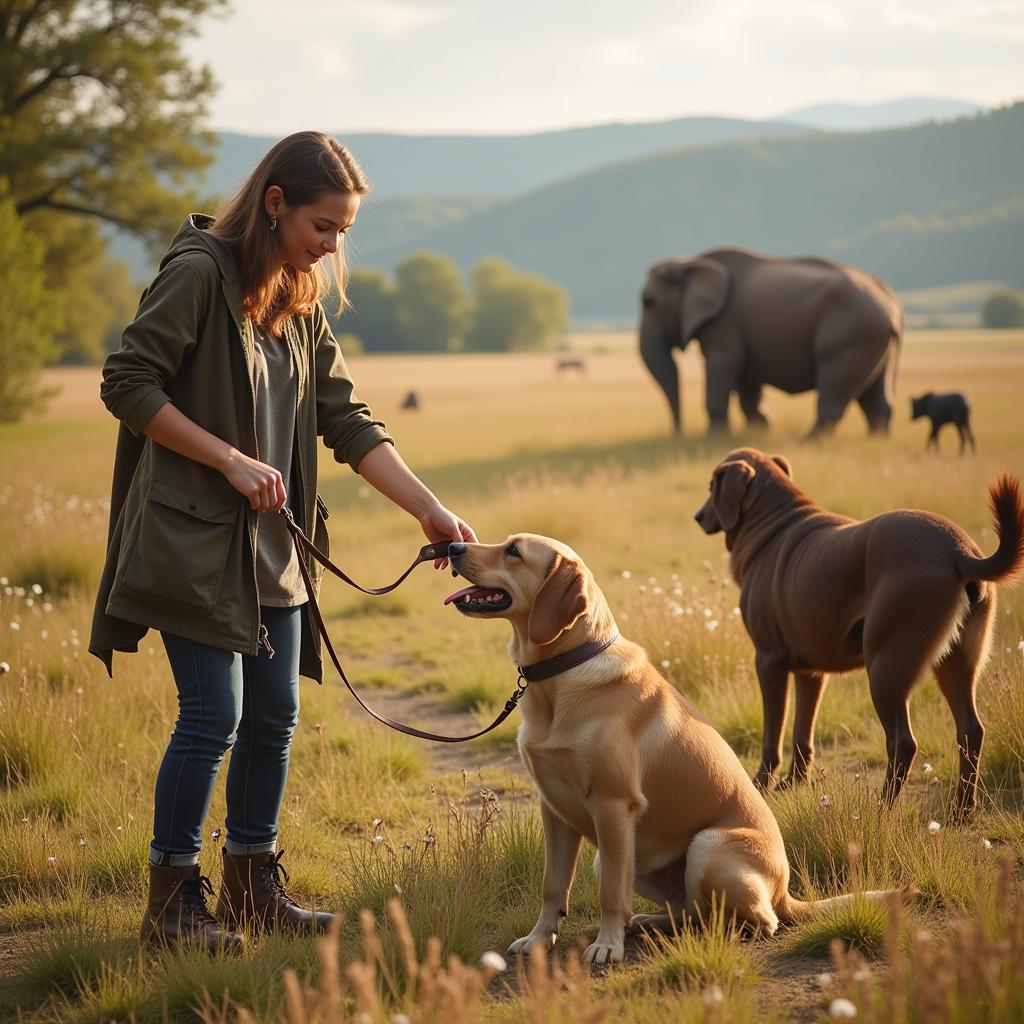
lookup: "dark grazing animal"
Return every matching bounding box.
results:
[694,447,1024,820]
[911,392,975,453]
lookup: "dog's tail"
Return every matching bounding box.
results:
[778,886,914,924]
[956,474,1024,585]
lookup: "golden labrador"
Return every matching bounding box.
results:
[695,447,1024,819]
[445,534,899,964]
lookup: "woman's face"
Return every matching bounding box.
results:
[266,189,360,273]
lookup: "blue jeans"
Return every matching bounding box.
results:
[149,605,302,867]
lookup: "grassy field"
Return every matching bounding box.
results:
[2,329,1024,1022]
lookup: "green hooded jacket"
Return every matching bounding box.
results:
[88,215,393,681]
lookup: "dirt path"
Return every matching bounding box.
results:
[356,687,532,796]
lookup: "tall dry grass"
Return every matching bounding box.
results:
[2,334,1024,1021]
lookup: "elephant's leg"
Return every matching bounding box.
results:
[737,373,770,429]
[855,372,892,435]
[810,328,891,439]
[704,352,742,434]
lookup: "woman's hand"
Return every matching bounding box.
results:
[418,502,477,568]
[220,450,287,511]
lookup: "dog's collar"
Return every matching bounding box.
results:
[518,634,619,683]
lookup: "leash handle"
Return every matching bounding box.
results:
[280,509,524,743]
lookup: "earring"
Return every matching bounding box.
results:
[269,216,277,231]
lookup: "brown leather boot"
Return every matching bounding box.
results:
[216,849,334,934]
[140,863,245,953]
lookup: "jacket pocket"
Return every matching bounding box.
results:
[121,480,240,614]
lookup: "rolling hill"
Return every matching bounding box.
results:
[349,103,1024,319]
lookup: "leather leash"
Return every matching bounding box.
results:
[279,509,517,742]
[278,508,617,742]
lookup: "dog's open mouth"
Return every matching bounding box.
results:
[443,585,512,614]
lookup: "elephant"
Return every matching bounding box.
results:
[639,247,904,437]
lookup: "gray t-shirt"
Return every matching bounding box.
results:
[252,322,307,607]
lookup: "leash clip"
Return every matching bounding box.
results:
[503,669,529,713]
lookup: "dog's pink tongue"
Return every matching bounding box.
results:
[444,585,482,606]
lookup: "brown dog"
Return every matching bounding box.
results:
[694,448,1024,818]
[445,534,901,963]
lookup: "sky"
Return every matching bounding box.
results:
[184,0,1024,136]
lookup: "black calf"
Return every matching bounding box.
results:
[910,392,976,454]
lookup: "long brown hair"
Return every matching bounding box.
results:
[209,131,369,333]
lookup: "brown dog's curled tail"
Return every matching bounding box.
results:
[956,474,1024,585]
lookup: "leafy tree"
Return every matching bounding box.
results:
[0,0,222,381]
[982,289,1024,328]
[332,268,402,352]
[1,0,220,247]
[465,257,570,352]
[394,251,470,351]
[0,185,60,420]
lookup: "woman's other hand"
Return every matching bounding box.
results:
[220,450,287,511]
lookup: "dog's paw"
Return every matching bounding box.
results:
[583,938,624,965]
[507,930,556,956]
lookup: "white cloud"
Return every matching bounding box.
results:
[304,41,355,81]
[341,0,453,34]
[183,0,1024,134]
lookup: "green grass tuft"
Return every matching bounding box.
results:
[782,897,891,957]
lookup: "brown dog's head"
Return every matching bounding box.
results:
[694,448,794,536]
[445,534,612,655]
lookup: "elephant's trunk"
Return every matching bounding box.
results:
[640,324,681,434]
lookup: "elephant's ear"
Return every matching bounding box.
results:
[680,258,729,342]
[771,454,793,478]
[711,460,755,532]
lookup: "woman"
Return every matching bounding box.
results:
[89,132,475,951]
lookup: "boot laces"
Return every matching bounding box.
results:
[259,850,299,907]
[180,873,219,925]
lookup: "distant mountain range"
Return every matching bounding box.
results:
[347,102,1023,318]
[110,97,1022,321]
[205,98,984,202]
[777,97,981,131]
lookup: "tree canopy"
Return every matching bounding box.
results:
[1,0,221,246]
[982,289,1024,328]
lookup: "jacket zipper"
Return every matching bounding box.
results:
[236,308,270,659]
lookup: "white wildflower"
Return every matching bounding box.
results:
[47,855,56,863]
[621,570,631,579]
[9,622,19,631]
[0,662,9,674]
[820,795,831,808]
[817,972,833,988]
[373,834,384,844]
[78,837,87,846]
[830,997,858,1018]
[372,817,383,828]
[928,820,941,835]
[705,620,719,632]
[31,584,42,595]
[661,659,671,669]
[480,951,507,972]
[922,763,933,774]
[702,984,724,1006]
[982,837,993,849]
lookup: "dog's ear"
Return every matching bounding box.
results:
[770,454,792,478]
[528,554,589,646]
[711,460,756,532]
